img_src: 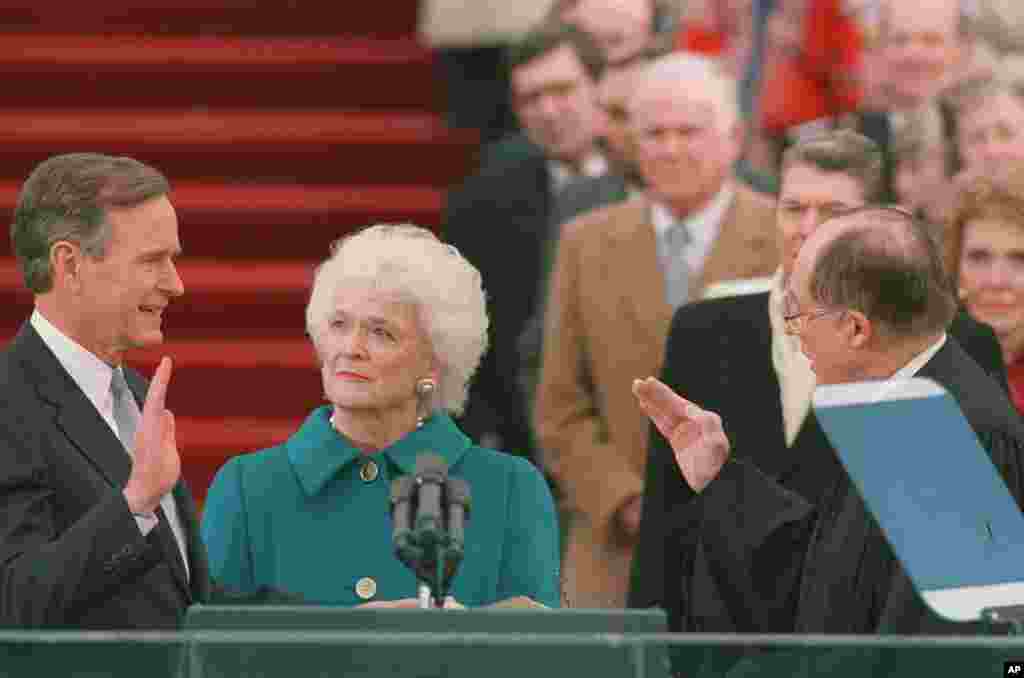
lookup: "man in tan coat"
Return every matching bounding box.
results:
[535,53,778,608]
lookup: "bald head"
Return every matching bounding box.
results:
[795,207,957,340]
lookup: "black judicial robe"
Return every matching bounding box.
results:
[708,340,1024,675]
[667,340,1024,676]
[627,293,1021,676]
[629,293,1009,624]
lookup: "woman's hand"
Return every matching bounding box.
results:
[358,597,465,609]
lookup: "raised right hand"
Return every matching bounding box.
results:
[123,357,180,514]
[632,377,731,493]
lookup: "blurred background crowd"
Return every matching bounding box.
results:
[434,0,1024,609]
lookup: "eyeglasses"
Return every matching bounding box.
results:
[783,307,845,335]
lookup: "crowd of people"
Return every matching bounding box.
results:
[3,1,1024,675]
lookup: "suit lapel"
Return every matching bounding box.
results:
[15,324,133,488]
[697,188,776,292]
[608,199,673,349]
[175,482,211,602]
[17,322,197,602]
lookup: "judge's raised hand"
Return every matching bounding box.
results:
[123,357,181,514]
[632,377,730,493]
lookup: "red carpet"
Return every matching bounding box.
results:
[0,3,477,502]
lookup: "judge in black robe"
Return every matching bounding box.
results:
[632,209,1024,676]
[643,336,1024,676]
[628,292,1010,632]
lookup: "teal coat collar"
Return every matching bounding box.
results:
[286,406,472,496]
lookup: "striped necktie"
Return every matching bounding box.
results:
[111,368,190,579]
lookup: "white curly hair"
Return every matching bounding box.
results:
[305,223,489,416]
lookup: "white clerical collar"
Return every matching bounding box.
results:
[30,308,117,422]
[650,183,735,243]
[549,152,608,193]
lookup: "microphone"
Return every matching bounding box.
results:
[391,453,472,606]
[445,477,471,573]
[390,475,418,568]
[413,453,448,553]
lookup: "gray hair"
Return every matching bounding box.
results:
[11,153,171,293]
[305,224,489,416]
[627,52,739,132]
[810,207,957,340]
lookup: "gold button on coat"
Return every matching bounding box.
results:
[360,460,379,482]
[355,576,377,600]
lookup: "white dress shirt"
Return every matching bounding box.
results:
[651,183,736,284]
[769,270,818,446]
[30,309,190,577]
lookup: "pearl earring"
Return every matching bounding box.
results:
[415,378,436,428]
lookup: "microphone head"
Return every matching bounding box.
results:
[415,453,448,483]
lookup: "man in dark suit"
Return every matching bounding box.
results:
[516,54,653,411]
[444,22,606,458]
[632,205,1024,674]
[628,131,1007,626]
[0,153,205,629]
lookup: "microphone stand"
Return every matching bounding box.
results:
[418,583,433,609]
[391,454,471,609]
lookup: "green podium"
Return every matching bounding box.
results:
[183,605,670,678]
[3,628,1024,677]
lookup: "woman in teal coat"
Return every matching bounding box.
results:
[201,224,560,608]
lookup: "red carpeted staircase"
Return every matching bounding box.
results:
[0,2,477,503]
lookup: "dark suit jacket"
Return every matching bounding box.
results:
[548,173,630,231]
[628,291,1009,626]
[0,322,210,629]
[443,134,555,458]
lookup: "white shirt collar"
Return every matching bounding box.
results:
[650,183,735,279]
[30,309,117,421]
[892,333,947,380]
[650,183,735,241]
[864,333,948,403]
[549,152,608,193]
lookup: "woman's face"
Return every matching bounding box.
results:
[317,286,437,416]
[958,93,1024,174]
[959,218,1024,339]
